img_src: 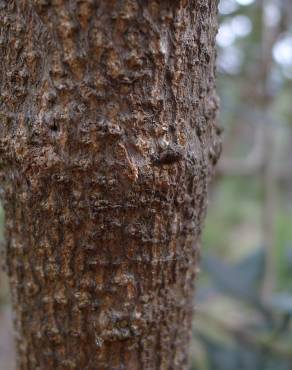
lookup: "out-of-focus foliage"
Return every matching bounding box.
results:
[191,0,292,369]
[191,248,292,370]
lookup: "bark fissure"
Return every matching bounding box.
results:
[0,1,220,369]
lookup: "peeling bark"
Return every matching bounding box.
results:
[0,1,221,369]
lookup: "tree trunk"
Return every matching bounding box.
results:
[0,1,220,369]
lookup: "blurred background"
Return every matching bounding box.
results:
[191,0,292,369]
[1,0,292,369]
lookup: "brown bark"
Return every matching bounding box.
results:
[0,1,220,369]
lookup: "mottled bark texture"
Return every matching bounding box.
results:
[0,1,221,369]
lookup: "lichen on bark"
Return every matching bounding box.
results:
[0,1,221,369]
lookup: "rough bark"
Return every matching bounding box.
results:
[0,1,220,369]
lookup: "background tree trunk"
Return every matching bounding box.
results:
[0,1,220,369]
